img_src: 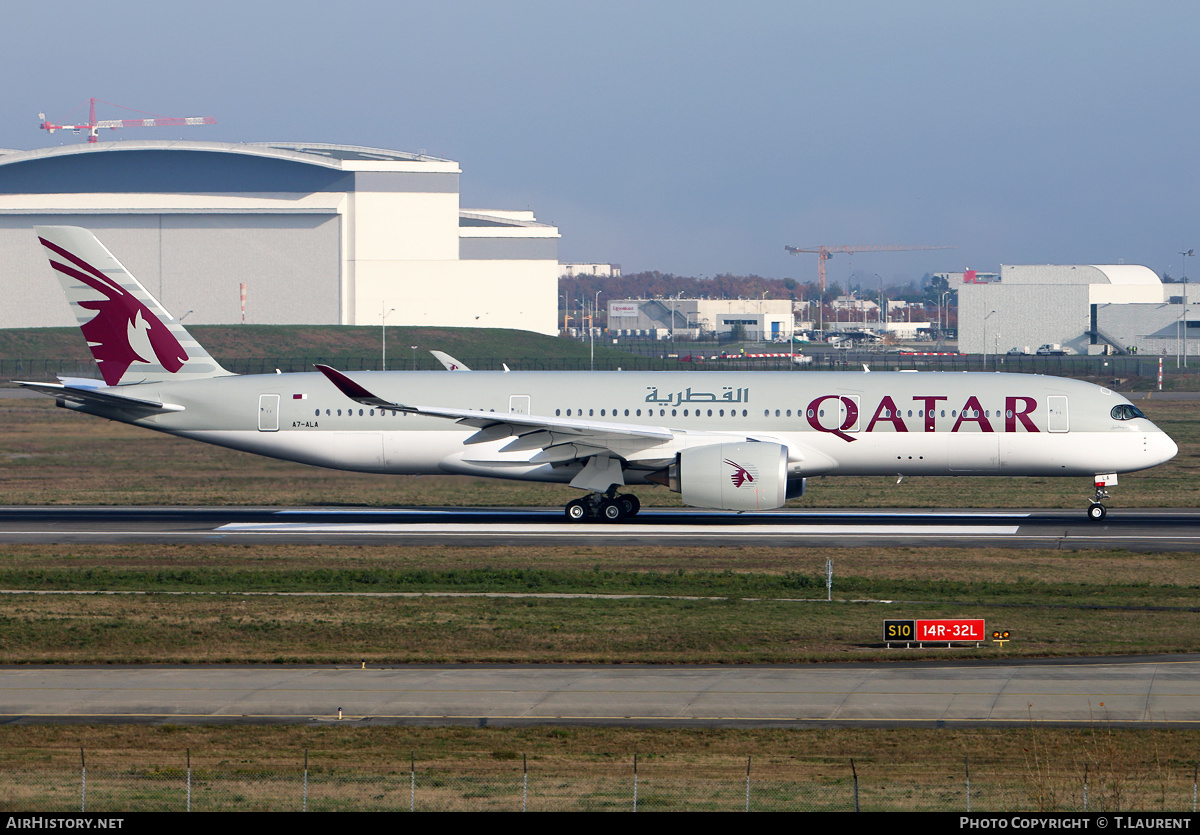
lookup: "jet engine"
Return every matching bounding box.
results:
[650,441,802,511]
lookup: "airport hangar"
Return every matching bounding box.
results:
[0,140,560,334]
[956,264,1198,356]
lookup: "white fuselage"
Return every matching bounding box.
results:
[64,370,1178,487]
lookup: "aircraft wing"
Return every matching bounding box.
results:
[16,381,184,417]
[315,365,675,463]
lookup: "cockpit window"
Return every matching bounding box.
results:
[1110,404,1146,421]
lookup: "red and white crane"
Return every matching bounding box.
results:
[39,98,216,143]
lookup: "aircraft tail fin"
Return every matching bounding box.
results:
[429,350,471,371]
[35,226,232,386]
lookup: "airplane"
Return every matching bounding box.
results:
[15,226,1179,523]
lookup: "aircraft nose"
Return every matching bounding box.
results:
[1149,432,1179,466]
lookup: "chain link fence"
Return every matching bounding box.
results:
[0,352,1177,381]
[2,755,1196,812]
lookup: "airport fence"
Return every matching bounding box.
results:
[3,754,1198,812]
[0,353,1187,384]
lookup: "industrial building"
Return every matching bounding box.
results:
[607,298,794,341]
[958,264,1171,355]
[0,140,560,333]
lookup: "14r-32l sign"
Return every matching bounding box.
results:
[884,619,986,643]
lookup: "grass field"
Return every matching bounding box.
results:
[1,542,1199,664]
[0,724,1196,812]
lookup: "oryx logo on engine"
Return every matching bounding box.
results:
[724,459,756,489]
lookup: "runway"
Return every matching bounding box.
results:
[2,505,1200,550]
[3,657,1198,728]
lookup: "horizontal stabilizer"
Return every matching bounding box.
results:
[17,381,184,416]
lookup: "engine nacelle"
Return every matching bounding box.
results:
[666,441,790,511]
[787,475,806,500]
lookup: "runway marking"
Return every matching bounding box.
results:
[269,508,1034,519]
[215,522,1023,536]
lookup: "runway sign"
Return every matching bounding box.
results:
[885,619,985,644]
[917,619,985,642]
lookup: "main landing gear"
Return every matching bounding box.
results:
[564,490,641,522]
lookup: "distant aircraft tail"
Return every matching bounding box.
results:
[35,226,232,386]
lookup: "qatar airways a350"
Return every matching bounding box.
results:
[17,227,1178,522]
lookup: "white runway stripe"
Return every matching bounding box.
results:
[217,522,1022,536]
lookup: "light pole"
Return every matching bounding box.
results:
[983,309,997,371]
[1181,250,1194,368]
[410,345,418,371]
[591,290,601,370]
[380,303,395,370]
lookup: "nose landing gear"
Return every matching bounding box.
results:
[1087,475,1115,522]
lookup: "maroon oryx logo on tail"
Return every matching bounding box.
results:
[40,237,188,386]
[724,459,755,489]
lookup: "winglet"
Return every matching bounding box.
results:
[315,365,411,411]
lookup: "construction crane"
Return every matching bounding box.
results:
[38,98,216,144]
[784,244,955,292]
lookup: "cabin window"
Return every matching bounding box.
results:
[707,409,713,417]
[566,409,571,416]
[625,409,630,416]
[719,409,725,417]
[671,409,677,416]
[556,409,561,416]
[314,409,319,416]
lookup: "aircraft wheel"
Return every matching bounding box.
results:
[1087,502,1107,522]
[620,494,641,517]
[565,500,588,522]
[600,499,624,522]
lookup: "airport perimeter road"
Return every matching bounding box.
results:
[2,657,1199,728]
[2,506,1200,551]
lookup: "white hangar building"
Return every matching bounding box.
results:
[0,140,560,333]
[958,264,1165,355]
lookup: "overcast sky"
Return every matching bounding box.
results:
[3,1,1198,288]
